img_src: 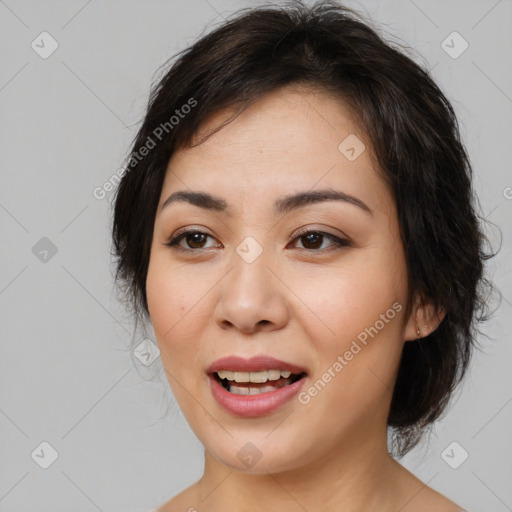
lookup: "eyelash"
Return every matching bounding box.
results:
[165,227,351,253]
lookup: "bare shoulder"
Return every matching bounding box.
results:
[149,468,467,512]
[403,485,465,512]
[394,463,465,512]
[151,482,201,512]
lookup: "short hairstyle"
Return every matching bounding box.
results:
[111,0,497,456]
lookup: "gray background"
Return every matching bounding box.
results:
[1,0,511,511]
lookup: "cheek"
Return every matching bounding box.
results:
[146,257,195,357]
[146,253,222,378]
[146,250,204,328]
[146,263,179,336]
[296,248,407,343]
[293,260,407,425]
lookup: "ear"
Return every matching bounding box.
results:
[403,293,446,342]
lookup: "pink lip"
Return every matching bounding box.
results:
[206,355,308,374]
[206,355,309,417]
[208,373,308,417]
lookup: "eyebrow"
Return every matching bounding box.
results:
[160,188,374,216]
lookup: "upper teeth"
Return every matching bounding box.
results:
[216,369,292,383]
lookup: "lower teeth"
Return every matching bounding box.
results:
[226,379,293,395]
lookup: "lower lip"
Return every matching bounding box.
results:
[208,374,308,417]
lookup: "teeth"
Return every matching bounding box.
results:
[249,371,269,383]
[259,385,279,393]
[230,384,250,395]
[228,382,290,396]
[230,371,249,382]
[267,369,281,381]
[216,369,296,383]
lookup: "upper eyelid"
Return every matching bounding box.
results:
[169,223,348,239]
[293,226,348,241]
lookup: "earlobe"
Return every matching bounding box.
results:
[404,294,446,342]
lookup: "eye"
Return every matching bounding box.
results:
[290,229,350,251]
[165,229,219,250]
[165,228,350,252]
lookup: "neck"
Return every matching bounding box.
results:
[195,426,403,512]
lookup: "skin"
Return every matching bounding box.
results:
[145,84,461,512]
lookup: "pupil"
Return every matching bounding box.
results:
[186,233,324,249]
[304,233,321,249]
[189,233,205,248]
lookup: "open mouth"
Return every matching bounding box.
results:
[212,370,307,396]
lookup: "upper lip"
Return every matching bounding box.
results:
[206,355,308,375]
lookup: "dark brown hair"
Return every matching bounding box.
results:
[111,0,497,456]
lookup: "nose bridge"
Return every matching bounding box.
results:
[215,234,289,332]
[228,233,274,303]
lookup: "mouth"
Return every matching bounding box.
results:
[212,369,307,395]
[206,355,309,416]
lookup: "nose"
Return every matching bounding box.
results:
[214,249,290,334]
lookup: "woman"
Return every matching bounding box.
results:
[111,1,494,510]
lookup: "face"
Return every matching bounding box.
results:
[146,85,419,475]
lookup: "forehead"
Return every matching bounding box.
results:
[160,86,390,216]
